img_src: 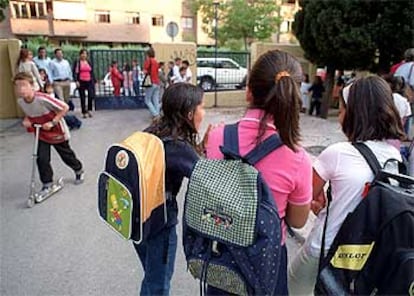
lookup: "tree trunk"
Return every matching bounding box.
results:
[320,65,335,119]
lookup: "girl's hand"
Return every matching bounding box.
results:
[311,191,326,215]
[201,124,213,149]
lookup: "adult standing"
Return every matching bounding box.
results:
[143,48,160,120]
[17,48,44,91]
[33,46,53,80]
[395,48,414,138]
[395,48,414,89]
[72,49,95,118]
[50,48,72,103]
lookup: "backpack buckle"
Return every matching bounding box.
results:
[212,240,221,256]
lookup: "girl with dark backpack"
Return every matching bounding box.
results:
[288,76,405,295]
[205,50,313,295]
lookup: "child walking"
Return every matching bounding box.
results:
[13,72,84,195]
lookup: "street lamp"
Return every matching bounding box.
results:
[213,0,219,107]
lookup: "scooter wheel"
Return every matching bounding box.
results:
[27,198,35,208]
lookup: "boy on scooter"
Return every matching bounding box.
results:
[13,72,84,197]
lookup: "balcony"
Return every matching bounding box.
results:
[10,18,49,36]
[52,20,87,37]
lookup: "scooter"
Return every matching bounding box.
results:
[27,124,64,208]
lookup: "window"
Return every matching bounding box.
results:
[283,0,296,4]
[221,60,238,69]
[181,17,193,29]
[127,12,140,24]
[95,11,110,23]
[152,15,163,27]
[11,1,46,19]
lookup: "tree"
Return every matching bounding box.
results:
[190,0,280,50]
[0,0,9,22]
[293,0,414,118]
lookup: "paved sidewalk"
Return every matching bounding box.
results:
[0,107,345,296]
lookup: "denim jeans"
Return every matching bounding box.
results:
[133,81,141,97]
[133,226,177,296]
[144,84,160,117]
[207,245,288,295]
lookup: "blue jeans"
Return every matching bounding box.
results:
[133,226,177,296]
[133,81,141,97]
[144,84,160,117]
[207,245,288,295]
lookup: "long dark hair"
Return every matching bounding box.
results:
[248,50,303,151]
[146,83,204,149]
[342,76,405,142]
[17,48,30,66]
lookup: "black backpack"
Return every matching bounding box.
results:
[315,142,414,295]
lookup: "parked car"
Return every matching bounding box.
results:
[196,57,248,91]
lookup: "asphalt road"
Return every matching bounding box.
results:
[0,107,345,296]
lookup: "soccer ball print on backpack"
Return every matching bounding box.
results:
[315,143,414,295]
[183,124,284,296]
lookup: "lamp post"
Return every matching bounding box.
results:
[213,1,219,107]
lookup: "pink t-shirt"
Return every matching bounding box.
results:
[206,109,312,243]
[79,61,92,81]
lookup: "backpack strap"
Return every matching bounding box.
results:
[352,142,382,175]
[319,143,380,271]
[223,123,239,152]
[221,123,283,164]
[243,134,283,165]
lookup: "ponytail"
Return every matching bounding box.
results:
[248,50,303,151]
[260,76,301,151]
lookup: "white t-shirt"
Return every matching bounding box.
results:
[186,68,193,83]
[305,141,401,257]
[393,93,411,120]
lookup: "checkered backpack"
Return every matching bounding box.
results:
[183,124,283,295]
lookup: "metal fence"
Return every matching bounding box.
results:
[90,49,147,97]
[89,49,251,98]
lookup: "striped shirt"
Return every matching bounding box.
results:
[18,92,70,143]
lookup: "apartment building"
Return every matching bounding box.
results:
[0,0,204,46]
[0,0,298,46]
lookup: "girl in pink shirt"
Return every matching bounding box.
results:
[206,50,312,295]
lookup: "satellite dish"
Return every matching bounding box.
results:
[166,22,179,42]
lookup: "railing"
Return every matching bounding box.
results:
[89,49,147,98]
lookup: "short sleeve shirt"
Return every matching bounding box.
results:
[206,109,313,243]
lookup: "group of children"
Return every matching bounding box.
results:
[13,47,411,295]
[124,49,410,296]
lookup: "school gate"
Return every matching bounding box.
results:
[90,49,147,110]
